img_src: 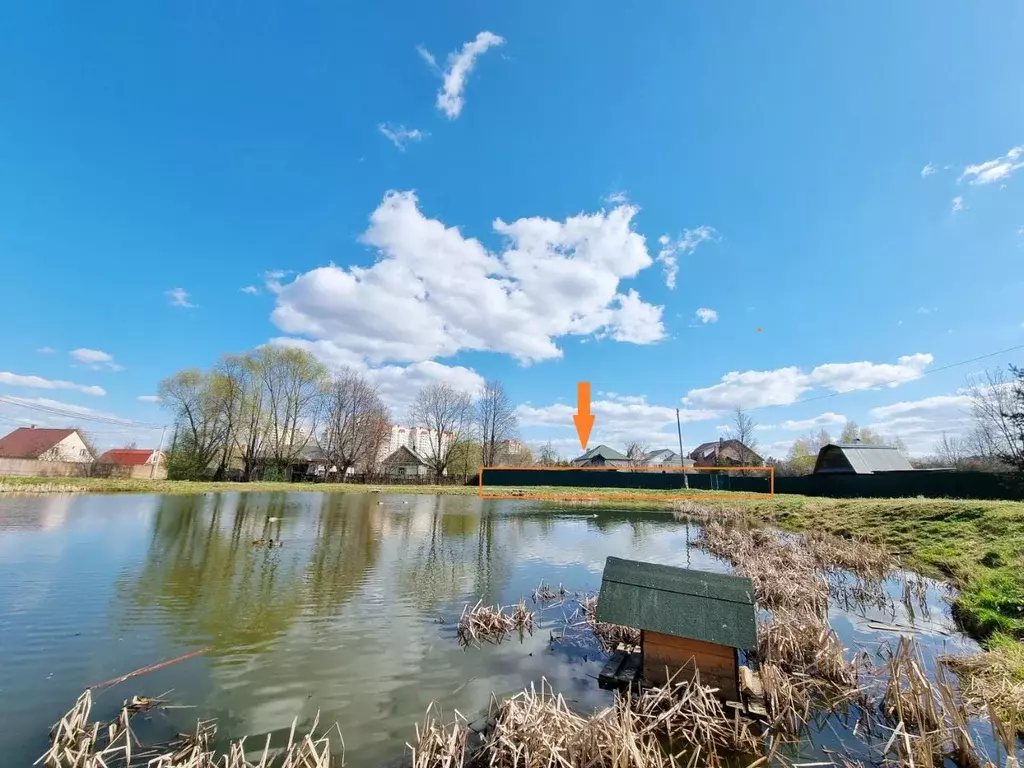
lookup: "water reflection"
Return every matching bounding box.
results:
[0,491,999,768]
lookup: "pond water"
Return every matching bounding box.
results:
[0,492,994,766]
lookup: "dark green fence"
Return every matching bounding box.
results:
[480,468,1024,501]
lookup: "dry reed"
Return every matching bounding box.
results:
[942,650,1024,736]
[406,703,469,768]
[456,599,534,647]
[574,592,642,650]
[38,689,344,767]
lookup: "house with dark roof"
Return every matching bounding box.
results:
[689,438,763,467]
[97,448,165,468]
[813,442,914,475]
[596,556,756,699]
[571,444,629,467]
[0,427,94,463]
[381,445,437,477]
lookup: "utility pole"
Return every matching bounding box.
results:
[675,408,689,489]
[151,425,167,479]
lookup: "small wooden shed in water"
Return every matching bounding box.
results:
[596,556,757,700]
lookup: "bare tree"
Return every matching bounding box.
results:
[966,367,1024,468]
[409,382,474,481]
[259,347,328,477]
[934,432,966,469]
[316,367,391,480]
[727,407,760,466]
[537,442,559,467]
[477,379,519,468]
[233,350,272,481]
[625,440,650,471]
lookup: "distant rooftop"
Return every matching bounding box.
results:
[814,443,914,475]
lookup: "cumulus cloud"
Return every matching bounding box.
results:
[137,395,161,403]
[655,226,717,289]
[776,412,848,431]
[0,372,106,396]
[70,348,123,371]
[951,196,964,214]
[920,163,936,178]
[420,31,505,119]
[241,285,260,295]
[517,396,717,456]
[694,307,719,324]
[166,288,195,308]
[270,190,665,366]
[377,123,426,151]
[867,393,974,455]
[683,353,933,410]
[960,145,1024,186]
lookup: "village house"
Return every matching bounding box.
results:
[641,449,695,472]
[0,427,94,463]
[813,441,914,474]
[380,445,435,477]
[97,448,166,468]
[689,438,763,468]
[571,444,630,467]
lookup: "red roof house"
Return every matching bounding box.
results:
[0,427,93,462]
[97,448,165,467]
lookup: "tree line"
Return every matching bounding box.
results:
[157,347,529,482]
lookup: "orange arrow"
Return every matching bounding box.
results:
[573,381,595,450]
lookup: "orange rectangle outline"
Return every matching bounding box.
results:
[477,465,775,500]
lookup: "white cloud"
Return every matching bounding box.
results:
[776,412,847,431]
[166,288,195,308]
[377,123,426,151]
[415,44,438,72]
[683,353,933,410]
[137,395,161,403]
[916,306,936,315]
[422,31,505,119]
[867,393,974,455]
[960,145,1024,186]
[270,190,665,366]
[241,285,260,295]
[36,346,55,354]
[920,163,936,178]
[694,307,718,324]
[656,226,717,290]
[70,348,123,371]
[517,396,717,454]
[0,372,105,396]
[951,196,964,214]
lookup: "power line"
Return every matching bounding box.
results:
[0,394,164,429]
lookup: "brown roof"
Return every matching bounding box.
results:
[97,449,155,466]
[0,427,78,459]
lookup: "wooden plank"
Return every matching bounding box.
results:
[598,650,626,690]
[617,650,643,685]
[643,660,739,699]
[643,644,738,678]
[644,632,736,661]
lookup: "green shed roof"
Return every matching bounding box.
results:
[595,557,757,650]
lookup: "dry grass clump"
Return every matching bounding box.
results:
[574,593,641,650]
[804,529,892,580]
[406,704,469,768]
[942,649,1024,736]
[671,501,741,524]
[758,662,812,736]
[878,636,987,768]
[457,599,535,648]
[473,675,759,768]
[757,610,858,692]
[38,689,343,767]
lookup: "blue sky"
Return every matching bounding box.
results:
[1,2,1022,457]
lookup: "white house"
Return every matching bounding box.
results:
[0,427,95,463]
